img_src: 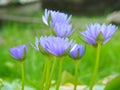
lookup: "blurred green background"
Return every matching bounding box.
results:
[0,0,120,90]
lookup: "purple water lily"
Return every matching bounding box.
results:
[10,45,28,60]
[80,23,118,45]
[70,44,85,60]
[42,9,74,37]
[34,36,74,56]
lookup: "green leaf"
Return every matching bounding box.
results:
[104,75,120,90]
[60,70,84,85]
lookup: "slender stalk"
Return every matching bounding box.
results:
[45,57,57,90]
[41,58,48,90]
[0,79,3,90]
[56,58,63,90]
[21,62,24,90]
[74,60,79,90]
[44,58,50,88]
[90,43,101,90]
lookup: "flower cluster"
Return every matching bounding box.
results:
[9,9,118,90]
[34,9,85,58]
[37,9,85,90]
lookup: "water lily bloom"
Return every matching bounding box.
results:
[10,45,28,61]
[42,9,74,37]
[80,23,118,45]
[34,36,74,56]
[70,44,85,60]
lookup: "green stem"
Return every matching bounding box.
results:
[41,58,48,90]
[74,60,79,90]
[90,43,101,90]
[21,62,24,90]
[44,58,50,89]
[0,79,3,90]
[45,57,57,90]
[56,58,63,90]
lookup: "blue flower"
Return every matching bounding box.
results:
[50,10,74,37]
[42,9,74,37]
[70,44,85,60]
[10,45,28,61]
[34,36,74,56]
[80,23,118,45]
